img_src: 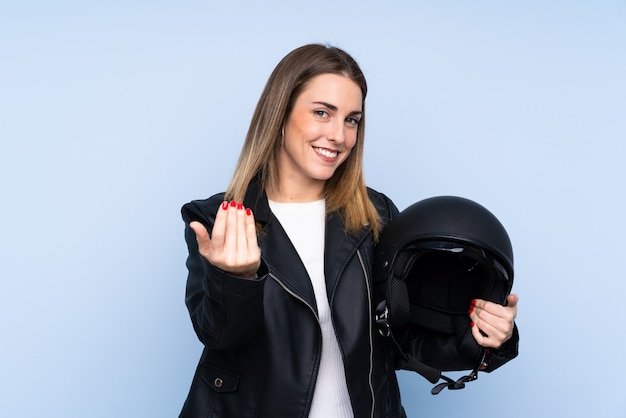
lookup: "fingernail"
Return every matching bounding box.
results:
[246,208,251,216]
[222,201,229,210]
[471,321,475,328]
[237,202,243,210]
[468,306,474,315]
[230,201,237,208]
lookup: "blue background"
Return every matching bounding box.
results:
[1,1,625,416]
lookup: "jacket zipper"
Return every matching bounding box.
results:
[268,272,320,323]
[268,271,321,417]
[357,249,376,418]
[270,257,374,418]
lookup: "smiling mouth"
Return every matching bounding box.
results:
[313,146,338,159]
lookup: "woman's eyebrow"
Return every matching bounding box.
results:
[313,101,338,110]
[313,101,362,116]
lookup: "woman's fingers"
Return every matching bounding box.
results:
[203,201,260,278]
[222,201,239,256]
[189,221,211,258]
[469,295,519,348]
[244,207,260,254]
[506,293,519,309]
[235,202,248,259]
[471,316,507,348]
[208,201,230,251]
[244,207,262,274]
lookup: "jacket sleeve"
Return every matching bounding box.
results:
[481,323,519,372]
[181,198,268,350]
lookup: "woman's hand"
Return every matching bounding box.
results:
[469,294,518,349]
[189,201,261,279]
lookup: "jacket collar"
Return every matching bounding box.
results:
[243,176,371,311]
[243,176,272,225]
[243,177,316,309]
[324,213,370,301]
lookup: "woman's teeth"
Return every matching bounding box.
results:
[314,147,338,158]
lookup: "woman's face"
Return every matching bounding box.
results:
[278,73,363,194]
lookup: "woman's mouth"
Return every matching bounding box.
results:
[313,146,338,159]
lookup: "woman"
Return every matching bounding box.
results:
[180,44,518,417]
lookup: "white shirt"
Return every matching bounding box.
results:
[269,199,354,418]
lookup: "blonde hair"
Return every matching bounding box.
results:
[225,44,381,238]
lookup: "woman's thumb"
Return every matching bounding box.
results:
[189,221,211,252]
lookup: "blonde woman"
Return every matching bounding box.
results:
[180,44,518,417]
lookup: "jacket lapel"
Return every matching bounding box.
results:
[260,219,319,313]
[243,177,371,312]
[324,213,370,303]
[244,179,318,312]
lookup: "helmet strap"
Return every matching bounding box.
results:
[375,298,487,395]
[430,350,485,395]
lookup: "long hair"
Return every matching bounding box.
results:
[225,44,381,238]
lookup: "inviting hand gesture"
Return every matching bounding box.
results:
[189,201,261,279]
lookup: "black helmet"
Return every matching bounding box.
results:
[373,196,514,393]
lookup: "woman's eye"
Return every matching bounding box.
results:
[315,110,328,117]
[346,117,361,126]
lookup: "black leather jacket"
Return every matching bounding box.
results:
[179,180,405,417]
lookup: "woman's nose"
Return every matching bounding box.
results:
[327,120,346,143]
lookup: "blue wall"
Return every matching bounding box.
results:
[1,1,625,416]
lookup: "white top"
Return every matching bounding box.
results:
[268,199,354,418]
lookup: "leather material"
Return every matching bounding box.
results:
[179,178,405,417]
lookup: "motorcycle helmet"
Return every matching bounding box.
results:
[373,196,514,392]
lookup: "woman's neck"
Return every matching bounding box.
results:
[265,177,325,203]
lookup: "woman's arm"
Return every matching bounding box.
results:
[182,198,267,349]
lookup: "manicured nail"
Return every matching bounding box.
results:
[230,201,237,208]
[222,201,229,210]
[468,306,474,315]
[471,322,475,328]
[246,208,251,216]
[237,202,243,210]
